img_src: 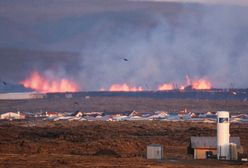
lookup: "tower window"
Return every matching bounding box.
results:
[219,118,228,123]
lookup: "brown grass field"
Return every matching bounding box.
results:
[0,97,248,167]
[0,97,248,113]
[0,120,247,168]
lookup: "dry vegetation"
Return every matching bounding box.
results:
[0,97,247,167]
[0,97,248,113]
[0,121,247,167]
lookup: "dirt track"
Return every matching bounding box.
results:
[0,121,247,167]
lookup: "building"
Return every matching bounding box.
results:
[0,112,25,120]
[0,92,46,100]
[190,136,242,159]
[73,111,84,117]
[45,112,63,118]
[217,111,230,160]
[147,144,163,160]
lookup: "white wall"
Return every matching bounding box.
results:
[0,92,46,100]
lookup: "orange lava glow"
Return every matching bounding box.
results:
[191,79,212,90]
[109,83,143,92]
[158,83,174,91]
[21,71,78,93]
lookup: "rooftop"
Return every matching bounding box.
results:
[191,136,240,148]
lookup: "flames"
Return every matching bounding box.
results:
[158,83,174,91]
[21,71,212,92]
[158,77,212,91]
[109,83,143,92]
[191,79,212,90]
[105,78,212,92]
[21,71,78,93]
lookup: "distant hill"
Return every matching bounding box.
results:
[0,48,80,84]
[0,79,33,93]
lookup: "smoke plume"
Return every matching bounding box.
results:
[0,1,248,90]
[78,3,248,90]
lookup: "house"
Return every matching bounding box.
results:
[45,112,63,118]
[128,111,147,120]
[190,137,243,159]
[129,115,144,121]
[53,116,73,121]
[73,111,84,117]
[0,92,46,100]
[97,115,113,121]
[129,110,139,117]
[0,112,25,120]
[231,114,248,123]
[199,112,216,119]
[167,112,180,121]
[83,112,104,117]
[148,111,168,120]
[155,111,168,116]
[112,114,128,121]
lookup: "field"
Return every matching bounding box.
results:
[0,96,248,167]
[0,96,248,113]
[0,120,247,168]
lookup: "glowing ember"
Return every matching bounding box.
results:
[21,71,78,93]
[158,83,174,91]
[179,85,185,90]
[192,79,212,90]
[109,83,143,92]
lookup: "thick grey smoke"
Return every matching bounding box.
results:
[78,5,248,90]
[1,1,248,90]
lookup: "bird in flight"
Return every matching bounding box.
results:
[123,58,128,61]
[1,81,6,85]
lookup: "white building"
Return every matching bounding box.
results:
[217,111,230,160]
[0,112,25,120]
[0,92,46,100]
[45,112,63,118]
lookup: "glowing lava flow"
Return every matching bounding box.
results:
[109,83,143,92]
[21,71,78,93]
[158,83,174,91]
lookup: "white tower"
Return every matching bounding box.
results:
[217,111,230,160]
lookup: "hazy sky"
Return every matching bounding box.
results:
[131,0,248,6]
[0,0,247,51]
[0,0,248,90]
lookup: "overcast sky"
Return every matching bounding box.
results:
[130,0,248,6]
